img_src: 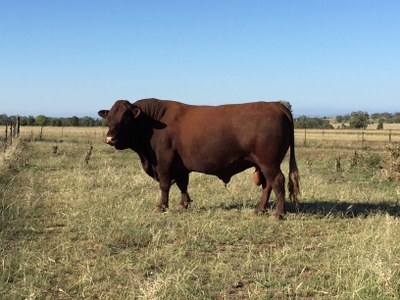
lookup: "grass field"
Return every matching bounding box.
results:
[1,127,400,299]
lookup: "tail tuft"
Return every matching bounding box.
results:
[288,168,300,210]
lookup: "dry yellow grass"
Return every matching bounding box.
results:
[1,126,400,299]
[382,123,400,130]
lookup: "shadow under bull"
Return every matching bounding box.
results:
[297,200,400,218]
[213,200,400,218]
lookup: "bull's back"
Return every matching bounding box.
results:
[171,102,292,172]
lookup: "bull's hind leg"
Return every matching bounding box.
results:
[256,183,272,214]
[176,173,191,210]
[260,166,286,219]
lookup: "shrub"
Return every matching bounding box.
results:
[359,152,382,169]
[377,119,384,130]
[349,111,369,129]
[382,143,400,181]
[294,116,334,129]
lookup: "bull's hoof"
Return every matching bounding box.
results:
[176,203,189,211]
[153,205,168,213]
[272,214,285,221]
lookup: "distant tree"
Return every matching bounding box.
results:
[50,118,62,126]
[349,111,369,129]
[59,118,69,126]
[36,115,48,126]
[79,116,96,126]
[26,116,36,125]
[392,112,400,123]
[279,100,292,113]
[20,117,28,126]
[336,114,351,123]
[20,116,36,126]
[377,119,384,130]
[0,114,10,125]
[371,113,381,120]
[382,112,393,122]
[69,116,79,126]
[371,112,395,122]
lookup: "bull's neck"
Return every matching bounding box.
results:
[134,98,166,121]
[130,98,165,165]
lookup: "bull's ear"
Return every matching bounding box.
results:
[98,110,109,119]
[131,106,141,118]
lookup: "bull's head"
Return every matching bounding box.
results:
[98,100,141,150]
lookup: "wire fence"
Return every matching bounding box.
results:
[1,122,400,152]
[295,128,400,149]
[1,116,21,151]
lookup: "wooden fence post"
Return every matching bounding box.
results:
[39,125,43,141]
[389,129,392,143]
[304,128,307,146]
[15,116,20,138]
[361,131,365,148]
[10,121,13,145]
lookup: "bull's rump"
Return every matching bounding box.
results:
[172,102,291,175]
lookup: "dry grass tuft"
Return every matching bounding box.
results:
[382,143,400,181]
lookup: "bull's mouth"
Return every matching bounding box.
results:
[110,140,127,150]
[108,140,120,149]
[114,143,124,150]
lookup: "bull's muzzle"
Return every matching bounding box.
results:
[105,136,116,146]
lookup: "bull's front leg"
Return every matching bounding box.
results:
[176,173,191,210]
[153,150,175,212]
[155,178,171,212]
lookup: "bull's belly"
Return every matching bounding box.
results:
[186,157,254,184]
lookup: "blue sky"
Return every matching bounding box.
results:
[1,0,399,117]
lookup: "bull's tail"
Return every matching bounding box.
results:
[288,115,300,210]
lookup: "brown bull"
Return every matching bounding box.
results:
[99,98,300,218]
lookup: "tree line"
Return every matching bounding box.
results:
[295,111,400,129]
[336,112,400,124]
[0,114,104,127]
[336,112,400,129]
